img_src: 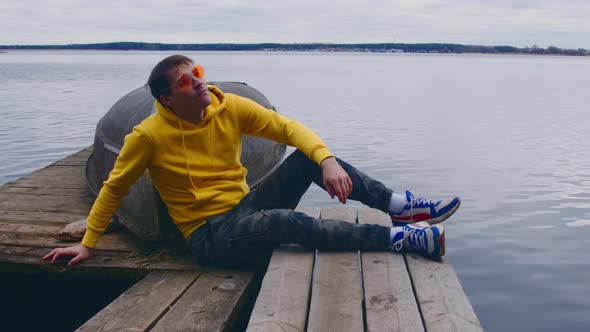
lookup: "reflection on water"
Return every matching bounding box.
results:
[1,50,590,331]
[566,219,590,227]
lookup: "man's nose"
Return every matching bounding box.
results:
[192,77,202,87]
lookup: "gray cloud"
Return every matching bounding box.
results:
[1,0,588,48]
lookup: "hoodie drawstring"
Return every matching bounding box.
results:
[178,120,199,193]
[209,124,213,162]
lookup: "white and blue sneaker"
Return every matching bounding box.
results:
[389,191,461,226]
[391,222,445,257]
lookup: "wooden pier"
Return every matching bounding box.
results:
[247,207,483,332]
[0,147,483,331]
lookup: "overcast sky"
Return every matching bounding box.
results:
[2,0,589,49]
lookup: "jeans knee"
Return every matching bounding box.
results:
[289,149,315,166]
[288,149,307,166]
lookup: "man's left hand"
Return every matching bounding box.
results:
[320,157,353,204]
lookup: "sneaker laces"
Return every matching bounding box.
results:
[391,226,427,252]
[415,197,438,206]
[406,194,439,222]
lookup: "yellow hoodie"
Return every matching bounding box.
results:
[81,86,333,248]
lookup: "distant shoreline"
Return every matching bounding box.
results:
[2,49,588,58]
[1,42,588,56]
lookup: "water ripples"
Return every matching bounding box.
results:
[1,51,590,331]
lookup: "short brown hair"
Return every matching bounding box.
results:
[147,55,193,102]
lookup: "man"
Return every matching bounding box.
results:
[43,55,460,268]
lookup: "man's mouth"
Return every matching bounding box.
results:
[195,84,208,95]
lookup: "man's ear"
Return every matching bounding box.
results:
[159,94,172,107]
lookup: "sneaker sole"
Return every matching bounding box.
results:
[437,227,445,257]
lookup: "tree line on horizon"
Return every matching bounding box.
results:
[1,42,588,56]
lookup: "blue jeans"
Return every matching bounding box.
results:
[187,150,393,267]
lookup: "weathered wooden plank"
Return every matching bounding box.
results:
[0,218,77,227]
[2,176,90,189]
[0,185,94,197]
[0,244,132,258]
[46,146,92,159]
[47,151,91,159]
[151,267,257,332]
[307,206,363,332]
[406,254,483,332]
[0,230,149,252]
[3,164,87,184]
[0,222,63,235]
[3,152,91,176]
[25,164,87,177]
[47,147,93,167]
[0,244,196,274]
[247,207,319,332]
[0,192,92,202]
[0,193,93,213]
[0,244,150,266]
[77,271,201,332]
[0,210,88,226]
[51,159,88,166]
[19,152,91,169]
[0,219,117,240]
[1,254,196,275]
[358,208,424,332]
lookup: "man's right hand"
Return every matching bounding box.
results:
[43,244,91,267]
[320,157,353,204]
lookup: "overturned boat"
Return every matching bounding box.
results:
[85,82,287,242]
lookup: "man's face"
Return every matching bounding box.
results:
[162,62,212,111]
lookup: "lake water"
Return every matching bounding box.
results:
[1,50,589,331]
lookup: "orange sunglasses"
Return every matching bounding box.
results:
[176,64,205,89]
